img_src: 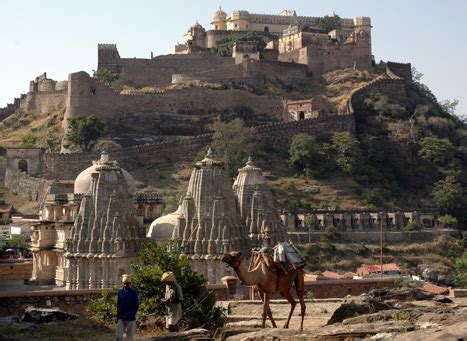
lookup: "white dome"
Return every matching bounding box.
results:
[74,152,136,194]
[146,205,183,243]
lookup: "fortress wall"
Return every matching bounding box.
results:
[386,62,412,81]
[63,71,287,126]
[172,60,308,86]
[279,42,372,77]
[5,168,50,202]
[42,114,354,180]
[116,53,234,86]
[349,78,408,114]
[21,90,67,114]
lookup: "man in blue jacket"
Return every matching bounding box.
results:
[116,274,139,341]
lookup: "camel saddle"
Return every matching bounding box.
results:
[250,243,305,274]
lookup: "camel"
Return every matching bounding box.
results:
[221,251,306,331]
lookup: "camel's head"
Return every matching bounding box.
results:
[221,251,242,269]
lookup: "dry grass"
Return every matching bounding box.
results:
[121,80,224,94]
[0,109,64,151]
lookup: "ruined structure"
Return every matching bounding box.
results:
[30,152,146,288]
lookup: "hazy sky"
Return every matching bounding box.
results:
[1,0,466,114]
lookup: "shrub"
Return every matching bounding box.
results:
[438,215,458,229]
[404,222,420,232]
[364,90,406,118]
[132,240,225,332]
[88,290,117,323]
[418,137,455,167]
[212,32,267,57]
[20,133,37,148]
[431,174,464,213]
[331,132,362,175]
[321,225,341,243]
[93,68,119,84]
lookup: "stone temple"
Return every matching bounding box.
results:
[148,149,287,283]
[30,152,144,289]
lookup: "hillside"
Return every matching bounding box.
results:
[1,66,466,223]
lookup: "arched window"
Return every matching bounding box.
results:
[18,159,28,173]
[299,112,305,120]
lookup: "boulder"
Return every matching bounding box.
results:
[327,296,393,325]
[21,307,78,323]
[368,287,433,302]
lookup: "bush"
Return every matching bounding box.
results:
[321,225,341,243]
[404,222,420,232]
[438,215,458,229]
[431,174,464,213]
[93,68,119,84]
[132,240,225,332]
[88,290,117,323]
[88,241,225,332]
[364,90,406,118]
[212,32,267,57]
[331,132,362,175]
[418,137,455,167]
[20,133,37,148]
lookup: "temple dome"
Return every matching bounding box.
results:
[146,205,183,243]
[234,157,266,187]
[213,7,227,21]
[74,151,136,194]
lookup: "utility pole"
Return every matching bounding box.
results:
[380,218,384,278]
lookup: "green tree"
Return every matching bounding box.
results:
[132,240,225,331]
[288,133,320,173]
[212,32,267,57]
[210,118,255,178]
[364,90,406,117]
[418,137,455,166]
[438,215,458,229]
[67,115,105,152]
[3,235,28,252]
[331,132,362,175]
[88,241,225,331]
[431,174,464,212]
[313,14,342,32]
[92,68,119,84]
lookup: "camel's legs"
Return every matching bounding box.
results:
[295,271,306,331]
[261,291,272,329]
[281,290,297,329]
[256,288,277,328]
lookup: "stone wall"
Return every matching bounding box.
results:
[348,77,407,114]
[0,96,22,121]
[278,40,372,78]
[386,62,412,81]
[0,262,33,280]
[4,168,50,202]
[20,90,67,114]
[289,229,462,244]
[5,148,43,177]
[63,71,287,128]
[0,289,104,317]
[172,60,308,87]
[41,114,355,180]
[111,52,234,87]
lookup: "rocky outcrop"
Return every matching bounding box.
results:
[21,307,77,323]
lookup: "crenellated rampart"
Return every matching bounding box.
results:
[347,62,412,114]
[63,71,288,127]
